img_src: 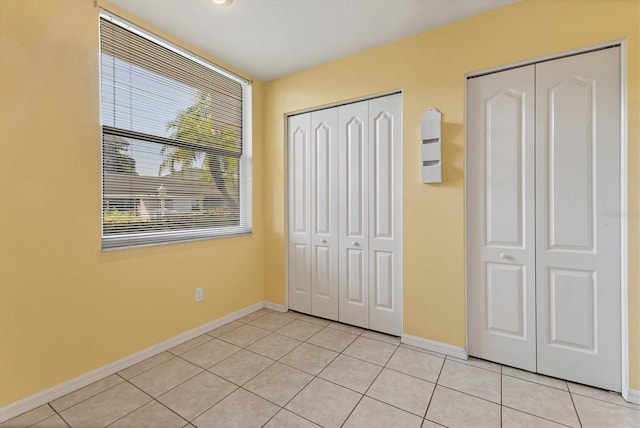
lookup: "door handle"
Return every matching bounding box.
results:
[352,241,359,247]
[320,239,327,244]
[499,252,509,260]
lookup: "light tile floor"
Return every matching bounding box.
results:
[2,308,639,428]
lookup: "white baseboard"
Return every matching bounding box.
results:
[624,387,640,405]
[0,301,265,423]
[264,301,286,312]
[401,334,468,360]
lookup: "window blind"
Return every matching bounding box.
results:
[99,13,252,250]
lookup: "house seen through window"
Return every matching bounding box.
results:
[99,12,252,250]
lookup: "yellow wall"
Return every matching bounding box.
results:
[0,0,265,406]
[263,0,640,389]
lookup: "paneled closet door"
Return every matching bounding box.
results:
[287,113,312,313]
[535,47,621,391]
[310,109,340,320]
[468,46,622,392]
[338,101,370,329]
[368,94,402,335]
[467,65,537,371]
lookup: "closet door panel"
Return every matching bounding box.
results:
[287,114,312,313]
[467,66,536,371]
[310,109,339,320]
[368,94,402,336]
[346,248,365,303]
[536,47,621,391]
[339,101,370,328]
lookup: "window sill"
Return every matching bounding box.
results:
[101,226,253,251]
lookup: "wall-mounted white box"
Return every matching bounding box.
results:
[421,141,441,160]
[421,163,442,183]
[421,108,442,183]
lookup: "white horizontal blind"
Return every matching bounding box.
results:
[99,13,251,249]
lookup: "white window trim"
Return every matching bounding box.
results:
[99,10,252,250]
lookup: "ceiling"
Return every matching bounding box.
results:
[109,0,518,81]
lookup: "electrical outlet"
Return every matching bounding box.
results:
[195,287,203,303]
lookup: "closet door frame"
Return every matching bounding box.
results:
[285,90,403,333]
[464,40,630,400]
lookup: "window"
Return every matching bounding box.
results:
[99,12,251,250]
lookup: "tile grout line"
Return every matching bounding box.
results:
[501,371,572,393]
[179,382,238,424]
[566,390,640,411]
[569,390,584,428]
[356,344,432,420]
[423,354,448,421]
[500,366,584,426]
[381,362,439,385]
[27,404,71,428]
[499,358,503,428]
[51,403,73,428]
[115,374,192,426]
[445,356,503,375]
[44,377,127,420]
[500,404,576,428]
[500,364,503,428]
[335,334,381,427]
[52,411,72,428]
[278,338,344,376]
[364,392,429,421]
[434,384,503,408]
[118,351,177,380]
[98,381,155,428]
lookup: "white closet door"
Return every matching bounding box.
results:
[535,47,621,391]
[368,94,402,335]
[467,65,537,371]
[310,108,339,320]
[338,101,370,328]
[287,113,312,313]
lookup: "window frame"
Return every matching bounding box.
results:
[99,11,252,250]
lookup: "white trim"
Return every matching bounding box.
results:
[0,301,264,423]
[264,301,287,312]
[464,40,629,395]
[397,97,405,338]
[284,112,291,315]
[465,39,623,79]
[463,68,471,371]
[240,82,253,233]
[286,90,402,117]
[401,334,468,360]
[625,388,640,405]
[619,39,630,404]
